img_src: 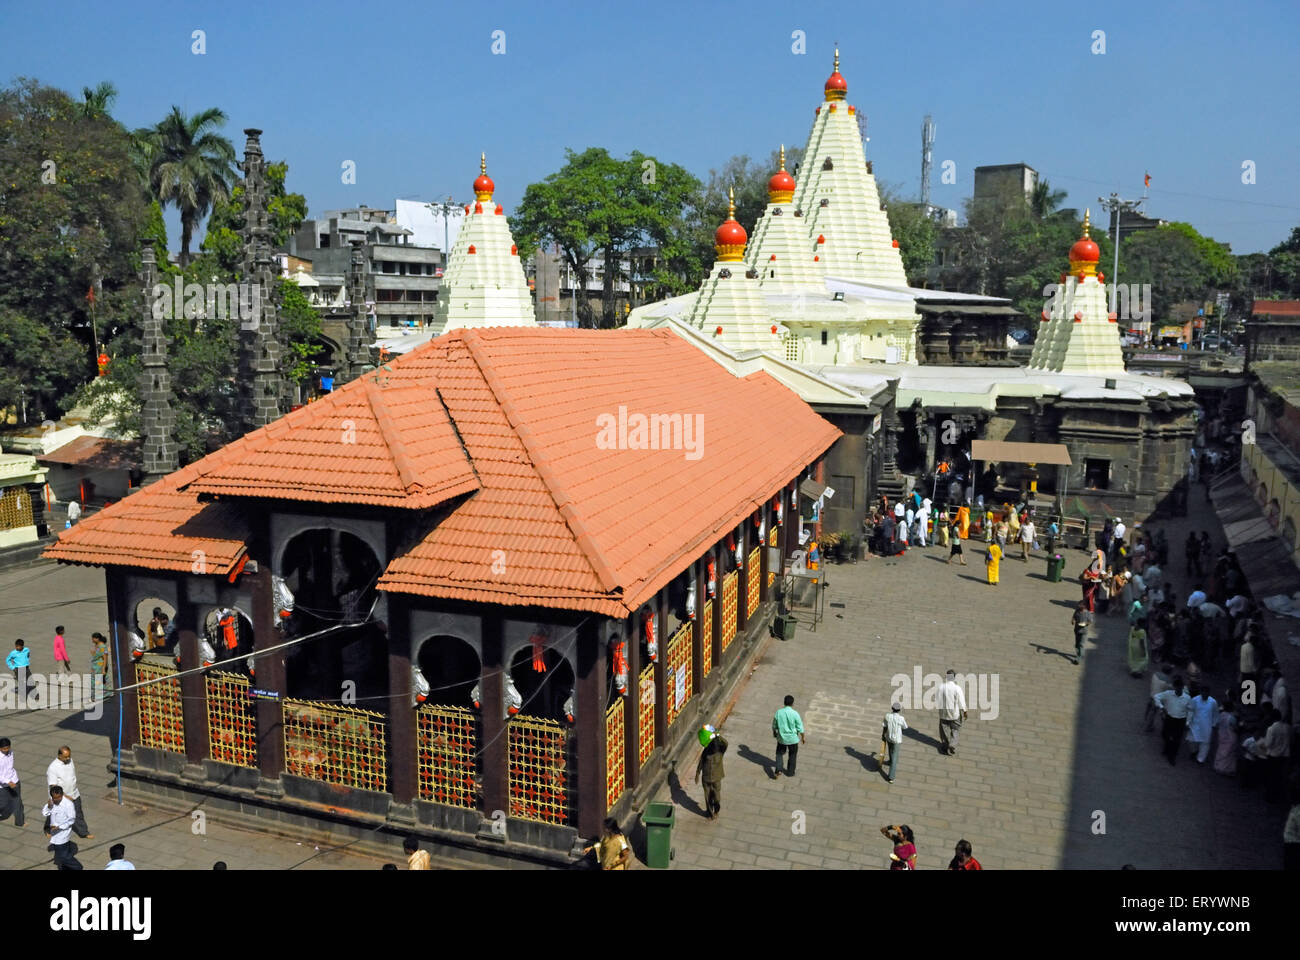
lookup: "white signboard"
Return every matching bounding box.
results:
[675,666,686,706]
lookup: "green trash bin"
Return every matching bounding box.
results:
[1046,555,1066,583]
[643,801,675,869]
[776,615,798,641]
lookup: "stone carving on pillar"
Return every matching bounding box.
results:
[236,128,287,434]
[138,246,178,480]
[342,239,371,384]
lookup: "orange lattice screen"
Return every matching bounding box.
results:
[701,600,714,677]
[205,671,256,768]
[508,715,569,824]
[283,699,387,792]
[768,526,779,587]
[637,664,656,768]
[605,698,625,809]
[136,660,184,754]
[417,703,478,808]
[721,571,738,652]
[664,622,693,727]
[747,546,761,618]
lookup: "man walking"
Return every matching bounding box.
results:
[882,702,907,783]
[1071,602,1093,665]
[1185,686,1219,764]
[1153,676,1192,766]
[43,785,82,870]
[0,738,23,827]
[47,746,91,839]
[694,725,728,819]
[771,694,806,778]
[6,639,29,684]
[937,670,968,756]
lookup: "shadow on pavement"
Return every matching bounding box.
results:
[736,743,775,778]
[1030,642,1076,662]
[903,727,942,749]
[844,745,881,773]
[666,770,708,820]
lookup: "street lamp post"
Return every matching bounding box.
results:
[1098,192,1145,342]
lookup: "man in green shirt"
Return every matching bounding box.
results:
[772,695,806,778]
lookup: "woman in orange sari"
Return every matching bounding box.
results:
[956,504,971,540]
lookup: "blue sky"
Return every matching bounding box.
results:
[3,0,1297,254]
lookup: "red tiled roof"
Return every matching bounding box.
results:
[45,329,841,617]
[1252,300,1300,317]
[37,436,139,471]
[43,464,249,574]
[186,380,480,508]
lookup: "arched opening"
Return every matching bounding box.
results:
[509,644,575,723]
[415,636,482,809]
[507,643,574,826]
[417,636,480,710]
[280,528,385,703]
[135,597,177,653]
[204,607,254,671]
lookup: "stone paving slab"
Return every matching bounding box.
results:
[651,503,1286,870]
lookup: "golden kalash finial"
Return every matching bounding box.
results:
[834,47,839,73]
[727,185,736,219]
[481,152,486,175]
[1082,207,1091,238]
[780,144,786,170]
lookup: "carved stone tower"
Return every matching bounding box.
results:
[139,245,179,481]
[342,239,371,384]
[237,128,287,432]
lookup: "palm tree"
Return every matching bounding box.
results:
[1029,179,1068,220]
[78,81,118,120]
[137,106,237,266]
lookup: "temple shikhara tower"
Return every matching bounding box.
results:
[1028,210,1126,374]
[433,155,537,335]
[686,188,780,352]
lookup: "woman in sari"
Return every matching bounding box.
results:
[1127,623,1149,677]
[956,504,970,540]
[1213,701,1239,776]
[985,541,1002,586]
[881,824,917,870]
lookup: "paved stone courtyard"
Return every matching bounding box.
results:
[0,499,1288,870]
[650,506,1287,870]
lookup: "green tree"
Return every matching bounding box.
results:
[78,81,118,120]
[0,308,86,423]
[512,147,705,326]
[200,161,307,274]
[136,106,237,266]
[0,77,153,418]
[879,185,938,285]
[1119,222,1237,321]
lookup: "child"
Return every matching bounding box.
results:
[6,639,30,682]
[53,626,71,674]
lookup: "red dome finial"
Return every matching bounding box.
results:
[768,144,796,203]
[714,186,747,262]
[1069,208,1100,275]
[473,152,495,202]
[824,47,847,101]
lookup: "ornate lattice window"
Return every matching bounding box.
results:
[205,671,256,768]
[784,334,800,362]
[637,664,656,768]
[768,525,779,587]
[417,704,478,808]
[747,546,762,618]
[0,487,33,532]
[507,715,568,824]
[282,699,387,792]
[721,571,739,652]
[701,600,714,678]
[664,622,693,727]
[136,660,184,754]
[605,698,625,809]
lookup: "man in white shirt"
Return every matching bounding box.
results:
[882,702,908,784]
[0,738,23,827]
[47,745,92,839]
[42,785,82,870]
[1111,519,1127,562]
[1265,709,1292,802]
[1154,677,1192,766]
[1272,675,1291,725]
[1186,586,1207,609]
[105,843,135,870]
[1226,594,1249,619]
[937,670,968,757]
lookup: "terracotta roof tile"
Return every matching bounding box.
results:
[46,329,840,618]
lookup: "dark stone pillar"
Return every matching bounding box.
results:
[575,618,604,837]
[174,582,209,765]
[691,561,704,696]
[106,567,138,750]
[250,565,285,782]
[737,522,749,635]
[760,504,771,604]
[710,541,723,671]
[386,594,415,804]
[479,612,507,816]
[653,589,667,758]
